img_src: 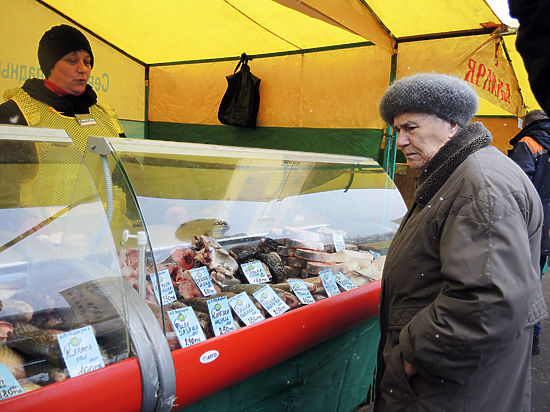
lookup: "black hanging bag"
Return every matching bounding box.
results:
[218,53,261,128]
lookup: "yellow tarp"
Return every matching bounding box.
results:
[1,0,542,147]
[0,0,145,122]
[149,46,391,128]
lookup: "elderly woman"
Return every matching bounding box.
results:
[0,24,124,155]
[374,73,547,411]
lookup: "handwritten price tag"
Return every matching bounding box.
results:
[168,307,207,348]
[57,325,105,378]
[150,269,177,305]
[0,365,24,400]
[229,292,265,326]
[253,285,290,317]
[332,232,346,252]
[287,278,315,304]
[319,269,340,297]
[334,272,357,291]
[241,261,270,284]
[190,266,217,296]
[207,296,237,337]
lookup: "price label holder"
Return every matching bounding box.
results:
[207,296,237,337]
[168,306,207,348]
[319,269,341,297]
[287,278,315,304]
[57,325,105,378]
[150,269,177,305]
[334,271,358,291]
[241,260,270,284]
[0,364,24,400]
[228,292,265,326]
[190,266,217,296]
[332,232,346,252]
[253,285,290,317]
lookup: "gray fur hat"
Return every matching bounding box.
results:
[379,73,478,127]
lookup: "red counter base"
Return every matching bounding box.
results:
[171,280,381,409]
[0,281,381,411]
[0,358,142,412]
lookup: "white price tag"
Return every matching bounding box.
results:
[190,266,217,296]
[207,296,237,337]
[287,278,315,304]
[0,364,24,400]
[253,285,290,317]
[319,269,340,297]
[150,269,178,305]
[57,325,105,378]
[334,271,358,291]
[168,307,207,348]
[241,260,270,284]
[332,232,346,252]
[228,292,265,326]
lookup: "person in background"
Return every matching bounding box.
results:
[0,24,124,155]
[509,109,550,356]
[374,73,547,411]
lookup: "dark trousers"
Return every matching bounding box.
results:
[534,255,547,338]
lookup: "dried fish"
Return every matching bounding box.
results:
[228,244,259,262]
[256,252,286,283]
[7,322,64,368]
[0,343,26,380]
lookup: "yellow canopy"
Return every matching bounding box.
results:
[0,0,540,153]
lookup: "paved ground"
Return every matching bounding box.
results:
[532,273,550,411]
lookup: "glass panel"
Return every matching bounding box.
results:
[86,138,407,351]
[0,128,130,399]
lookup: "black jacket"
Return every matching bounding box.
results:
[509,119,550,255]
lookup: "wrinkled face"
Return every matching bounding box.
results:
[393,113,459,170]
[47,50,91,95]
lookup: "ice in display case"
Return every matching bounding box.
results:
[0,126,175,412]
[85,136,408,409]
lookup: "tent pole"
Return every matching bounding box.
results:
[382,51,398,180]
[144,65,150,139]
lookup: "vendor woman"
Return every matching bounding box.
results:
[0,24,125,155]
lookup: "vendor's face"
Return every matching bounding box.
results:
[47,50,92,95]
[393,113,459,170]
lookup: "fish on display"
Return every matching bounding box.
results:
[7,322,64,367]
[175,219,229,243]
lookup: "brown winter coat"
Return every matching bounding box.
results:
[374,122,548,411]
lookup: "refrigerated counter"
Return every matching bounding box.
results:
[0,126,407,411]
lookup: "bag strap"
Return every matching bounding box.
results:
[234,52,252,73]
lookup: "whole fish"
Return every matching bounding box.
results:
[7,322,64,368]
[0,343,26,380]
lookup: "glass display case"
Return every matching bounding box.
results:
[85,136,408,409]
[0,126,174,412]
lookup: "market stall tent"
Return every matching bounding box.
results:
[0,0,540,160]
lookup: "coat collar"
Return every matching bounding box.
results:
[415,122,492,206]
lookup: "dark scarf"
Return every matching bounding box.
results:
[415,122,492,206]
[21,78,97,116]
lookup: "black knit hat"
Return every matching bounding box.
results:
[379,73,478,128]
[38,25,94,78]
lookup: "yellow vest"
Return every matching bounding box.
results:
[5,87,123,156]
[4,87,124,207]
